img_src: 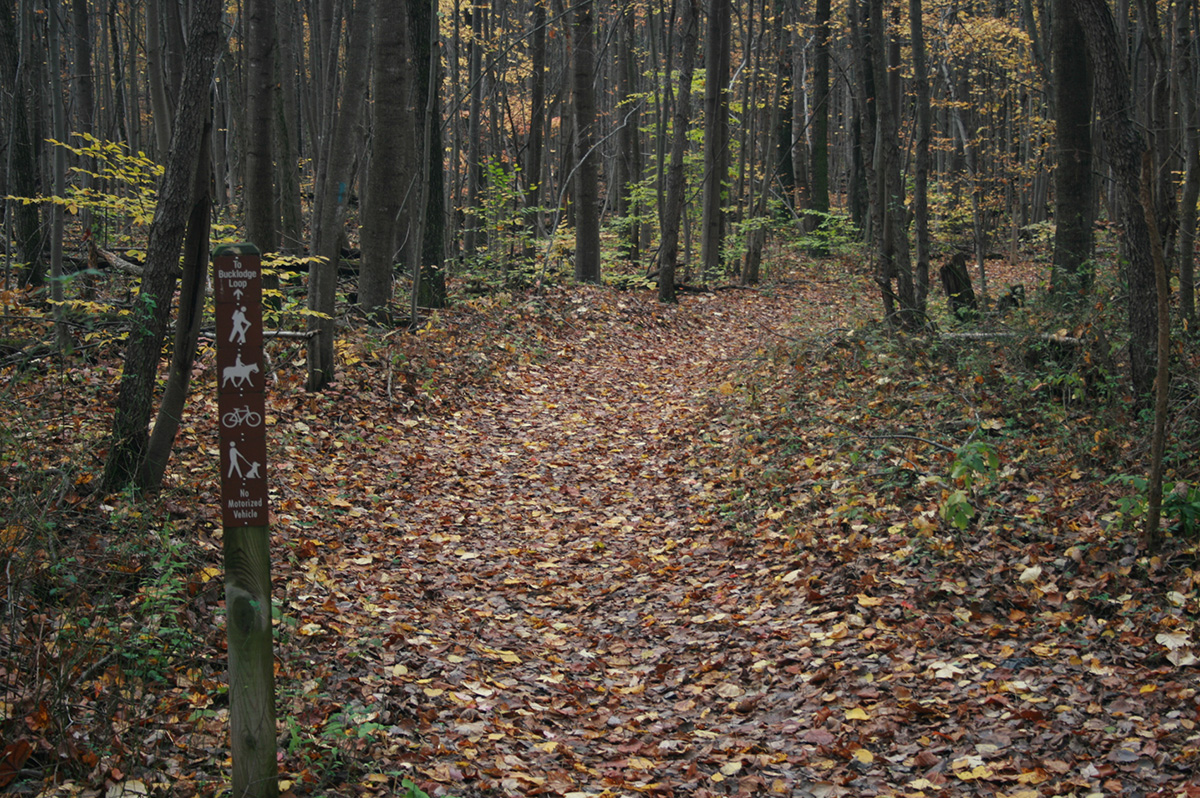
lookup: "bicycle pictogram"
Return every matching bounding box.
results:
[221,405,263,428]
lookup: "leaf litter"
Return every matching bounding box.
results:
[7,257,1200,797]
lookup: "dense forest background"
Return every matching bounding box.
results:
[1,0,1197,378]
[3,0,1200,795]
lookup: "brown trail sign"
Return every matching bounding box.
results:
[215,245,269,526]
[213,243,278,798]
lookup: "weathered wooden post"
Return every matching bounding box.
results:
[214,243,278,798]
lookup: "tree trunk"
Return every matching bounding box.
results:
[244,0,278,259]
[1070,0,1158,396]
[276,0,304,254]
[70,0,96,238]
[1176,0,1199,330]
[359,0,412,318]
[910,0,931,314]
[659,0,699,303]
[102,0,222,491]
[139,109,212,490]
[462,0,485,261]
[809,0,831,226]
[0,0,45,287]
[1051,0,1095,297]
[48,0,67,344]
[413,0,447,310]
[306,0,372,391]
[616,0,641,265]
[146,0,173,159]
[525,0,547,246]
[700,0,731,283]
[572,0,601,283]
[868,0,915,326]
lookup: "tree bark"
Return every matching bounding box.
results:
[139,109,213,491]
[306,0,371,391]
[1176,0,1199,330]
[1070,0,1158,396]
[1051,0,1095,297]
[525,0,547,248]
[244,0,278,258]
[616,0,641,265]
[659,0,699,303]
[572,0,601,283]
[809,0,831,226]
[146,0,173,159]
[276,0,304,254]
[102,0,222,491]
[462,0,485,261]
[412,0,446,310]
[359,0,412,318]
[910,0,931,314]
[0,0,45,287]
[700,0,731,283]
[868,0,915,326]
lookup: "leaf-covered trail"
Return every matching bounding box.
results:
[258,278,1197,798]
[270,284,845,796]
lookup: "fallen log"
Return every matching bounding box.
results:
[97,247,144,276]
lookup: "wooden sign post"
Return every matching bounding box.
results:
[214,243,278,798]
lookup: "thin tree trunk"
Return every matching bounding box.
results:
[276,0,304,254]
[0,0,45,288]
[102,0,222,491]
[70,0,95,235]
[910,0,931,313]
[413,0,446,309]
[660,0,699,303]
[359,0,412,318]
[525,0,547,246]
[306,0,371,391]
[244,0,278,258]
[1071,0,1158,396]
[573,0,601,283]
[1177,15,1199,329]
[462,0,485,260]
[700,0,731,283]
[1141,150,1170,552]
[617,0,641,265]
[48,0,67,345]
[139,108,212,491]
[146,0,173,159]
[1051,0,1095,297]
[809,0,831,226]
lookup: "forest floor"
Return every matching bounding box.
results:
[4,251,1200,798]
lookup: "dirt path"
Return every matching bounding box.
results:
[269,276,1194,798]
[272,284,835,796]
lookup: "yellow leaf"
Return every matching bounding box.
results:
[717,381,735,395]
[423,687,445,697]
[844,707,870,721]
[720,761,743,776]
[1018,565,1042,583]
[956,765,993,780]
[856,594,883,607]
[852,748,874,765]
